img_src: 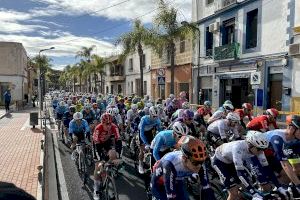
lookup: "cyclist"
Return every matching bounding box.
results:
[151,121,189,162]
[151,136,209,200]
[55,101,67,134]
[52,97,59,111]
[194,100,212,129]
[265,115,300,189]
[126,104,139,127]
[138,106,162,174]
[246,108,279,132]
[93,113,120,161]
[75,101,83,112]
[212,131,287,200]
[62,106,76,144]
[235,103,253,129]
[82,103,96,131]
[207,103,234,125]
[69,112,90,151]
[207,112,241,147]
[92,103,101,122]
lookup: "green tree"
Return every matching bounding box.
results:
[91,55,106,93]
[116,20,151,97]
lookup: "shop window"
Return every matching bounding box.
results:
[222,18,235,45]
[180,37,185,53]
[206,27,213,56]
[246,9,258,49]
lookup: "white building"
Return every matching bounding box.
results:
[191,0,297,113]
[124,47,151,97]
[0,42,28,105]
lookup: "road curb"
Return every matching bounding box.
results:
[36,131,45,200]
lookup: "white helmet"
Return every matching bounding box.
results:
[106,108,114,116]
[146,102,153,108]
[156,104,163,110]
[169,94,175,99]
[73,112,83,120]
[182,102,190,109]
[173,122,189,136]
[131,104,138,110]
[226,112,240,122]
[245,131,269,149]
[223,103,234,111]
[113,107,119,115]
[149,106,158,117]
[59,101,65,107]
[67,99,72,105]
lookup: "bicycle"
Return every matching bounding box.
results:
[95,161,120,200]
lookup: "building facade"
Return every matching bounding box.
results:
[124,47,151,97]
[192,0,297,112]
[0,42,28,105]
[151,37,193,101]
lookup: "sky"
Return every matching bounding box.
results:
[0,0,192,70]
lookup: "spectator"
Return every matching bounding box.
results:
[3,89,11,113]
[0,181,36,200]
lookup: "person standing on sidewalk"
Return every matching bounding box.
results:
[3,89,11,113]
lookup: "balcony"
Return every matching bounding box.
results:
[107,74,125,82]
[215,0,238,12]
[214,42,240,61]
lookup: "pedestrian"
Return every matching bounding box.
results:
[3,89,11,113]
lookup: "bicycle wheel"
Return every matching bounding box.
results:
[85,146,93,167]
[81,153,87,184]
[104,176,119,200]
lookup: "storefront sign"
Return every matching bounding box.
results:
[294,26,300,34]
[270,66,283,74]
[218,73,250,79]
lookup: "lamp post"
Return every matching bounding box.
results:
[181,21,201,104]
[38,47,55,113]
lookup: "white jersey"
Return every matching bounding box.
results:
[207,119,239,139]
[214,140,268,170]
[126,109,138,122]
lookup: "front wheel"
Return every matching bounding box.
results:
[104,176,119,200]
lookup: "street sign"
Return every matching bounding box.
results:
[157,76,165,85]
[250,71,261,85]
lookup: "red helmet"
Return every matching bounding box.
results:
[242,103,253,110]
[266,108,279,118]
[101,113,112,124]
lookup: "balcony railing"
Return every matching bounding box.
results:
[215,0,238,12]
[107,75,125,82]
[214,42,240,61]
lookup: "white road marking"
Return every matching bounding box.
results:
[20,118,30,131]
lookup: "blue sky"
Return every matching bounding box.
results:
[0,0,191,70]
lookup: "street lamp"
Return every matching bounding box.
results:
[181,21,201,104]
[38,47,55,113]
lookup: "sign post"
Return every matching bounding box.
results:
[251,72,261,116]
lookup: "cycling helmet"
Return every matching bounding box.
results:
[137,102,143,109]
[156,98,162,105]
[132,98,139,104]
[179,136,207,162]
[138,110,145,117]
[203,101,212,108]
[179,91,186,98]
[146,102,153,108]
[156,104,163,110]
[169,94,175,99]
[173,122,189,136]
[101,113,112,124]
[245,131,269,149]
[59,101,65,107]
[67,99,72,105]
[223,103,234,111]
[182,102,190,109]
[106,108,114,116]
[242,103,253,110]
[131,104,138,110]
[224,100,232,105]
[266,108,279,118]
[113,107,119,115]
[69,106,76,113]
[286,115,300,129]
[84,103,91,109]
[182,109,194,120]
[92,103,98,109]
[73,112,83,120]
[226,112,240,122]
[149,106,159,117]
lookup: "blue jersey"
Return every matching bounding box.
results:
[63,111,73,128]
[138,115,162,145]
[265,129,293,161]
[55,106,67,119]
[81,110,95,124]
[151,130,176,161]
[68,119,90,135]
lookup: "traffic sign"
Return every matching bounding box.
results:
[157,76,165,85]
[252,84,259,89]
[250,71,261,85]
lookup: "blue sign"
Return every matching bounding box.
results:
[157,76,165,85]
[256,89,263,107]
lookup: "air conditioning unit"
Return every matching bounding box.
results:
[209,23,215,33]
[214,22,220,32]
[289,43,300,56]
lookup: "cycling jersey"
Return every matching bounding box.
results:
[265,129,290,161]
[55,106,67,120]
[113,114,122,125]
[208,110,225,124]
[207,119,239,140]
[93,108,101,121]
[139,115,162,145]
[235,109,252,121]
[246,115,278,131]
[63,111,73,128]
[171,109,184,122]
[93,123,120,144]
[126,109,139,123]
[81,109,95,124]
[197,106,212,117]
[52,99,59,109]
[68,119,90,140]
[150,130,176,161]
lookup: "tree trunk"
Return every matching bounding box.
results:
[94,73,97,93]
[138,44,144,97]
[101,73,104,94]
[80,77,82,92]
[73,77,76,92]
[170,42,175,95]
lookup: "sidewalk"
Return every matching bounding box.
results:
[0,107,43,199]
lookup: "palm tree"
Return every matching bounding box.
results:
[91,55,106,93]
[76,45,96,92]
[149,0,196,94]
[116,19,151,97]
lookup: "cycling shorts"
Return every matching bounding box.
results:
[56,113,64,120]
[72,132,85,143]
[139,129,155,145]
[265,153,283,174]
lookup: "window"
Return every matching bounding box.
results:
[110,85,114,94]
[118,85,122,94]
[207,0,214,4]
[206,27,213,56]
[131,81,133,94]
[246,9,258,49]
[106,86,109,94]
[129,58,133,72]
[222,18,235,45]
[180,37,185,53]
[141,54,146,68]
[143,81,147,95]
[166,48,171,63]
